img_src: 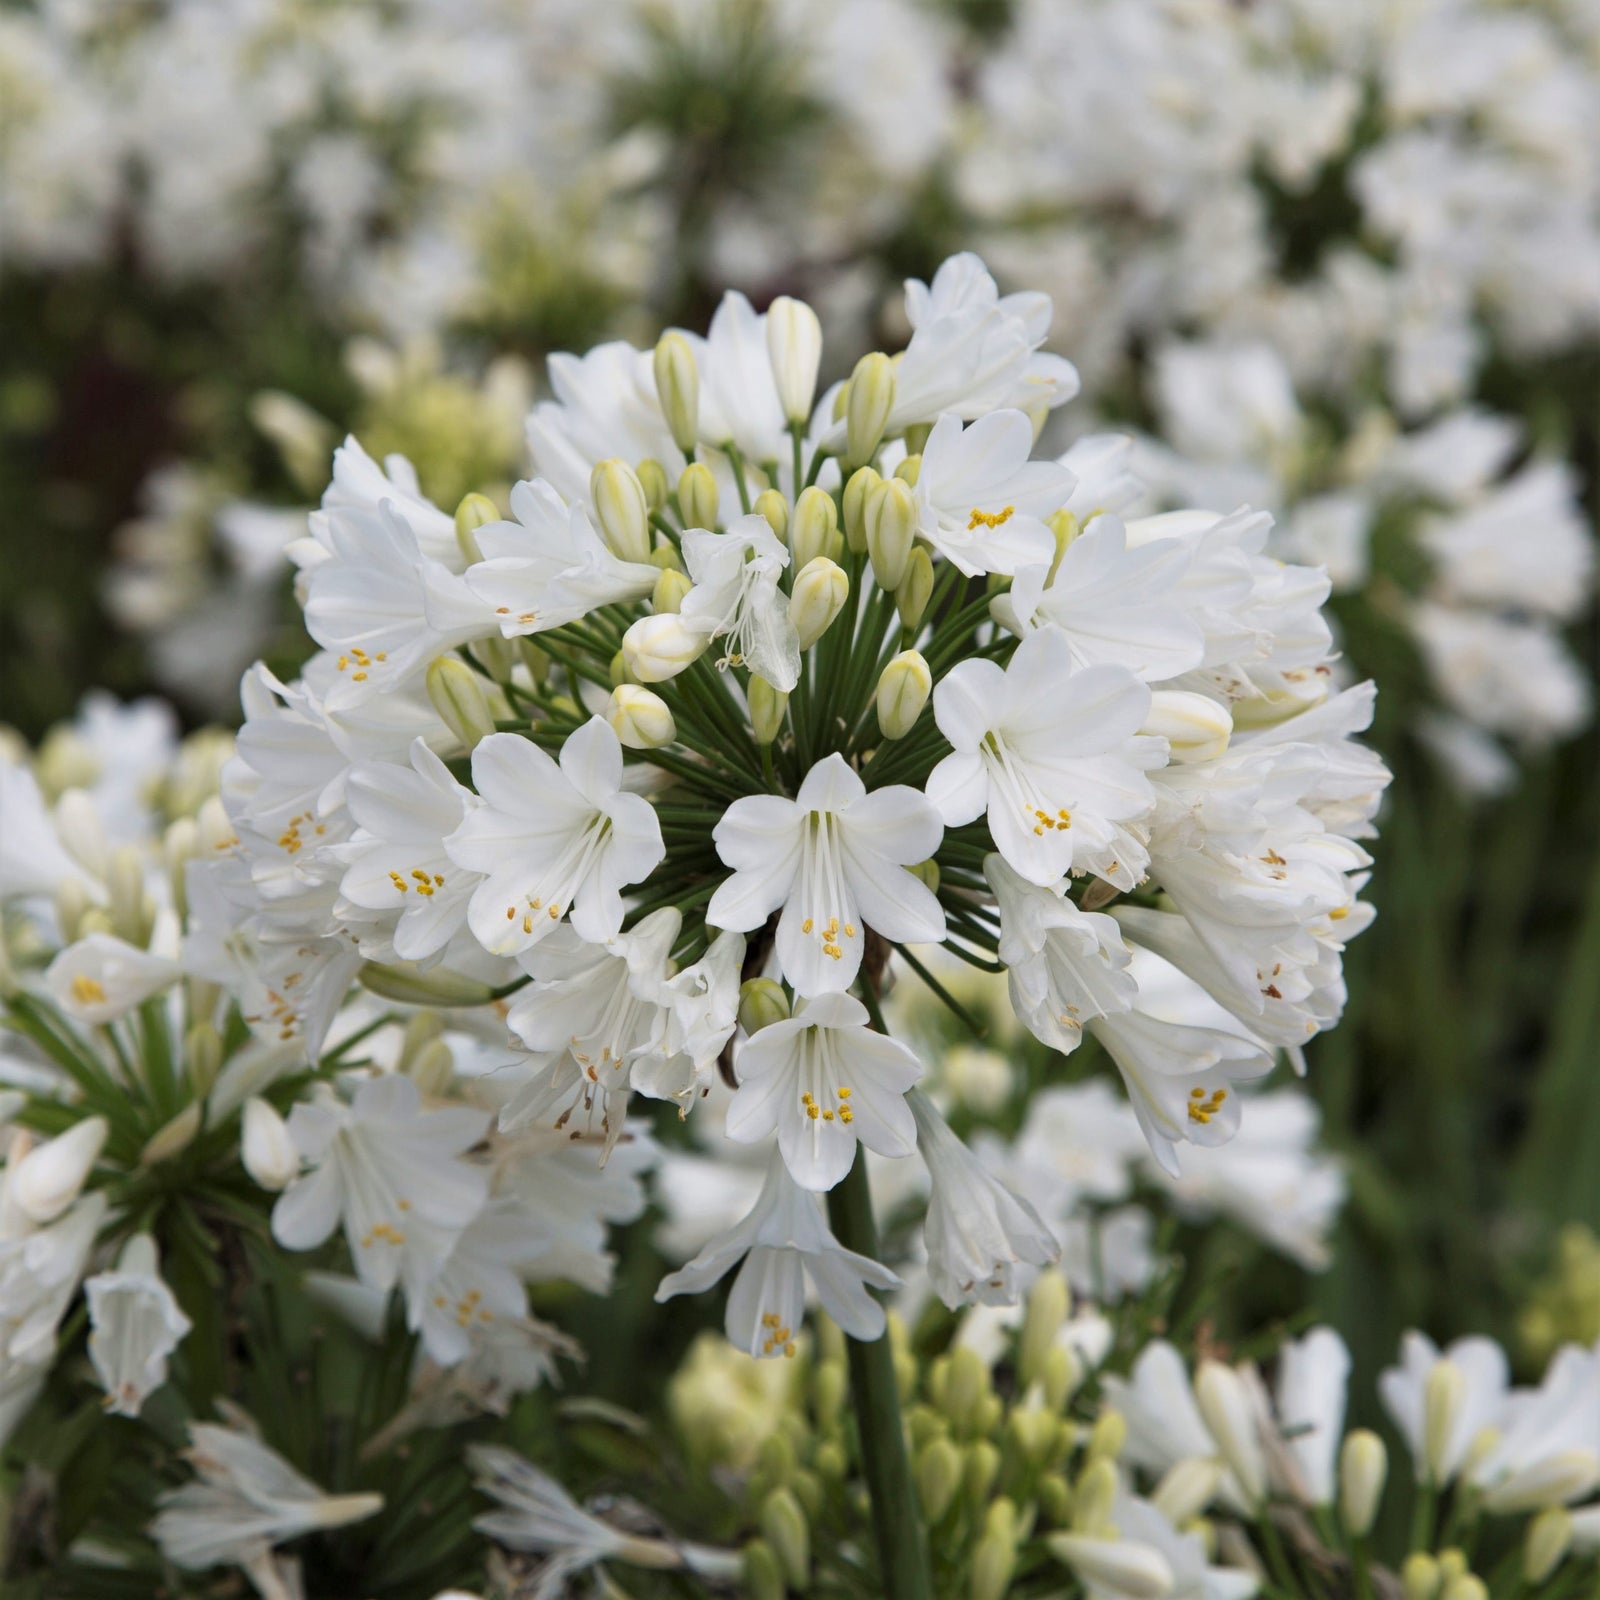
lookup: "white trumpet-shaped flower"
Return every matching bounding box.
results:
[709,753,944,998]
[446,719,664,956]
[44,934,180,1024]
[85,1234,192,1417]
[672,514,800,690]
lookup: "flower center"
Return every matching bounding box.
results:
[335,646,389,684]
[799,812,858,963]
[967,505,1015,531]
[389,865,446,898]
[981,732,1072,836]
[71,975,107,1005]
[501,814,613,933]
[1187,1086,1227,1124]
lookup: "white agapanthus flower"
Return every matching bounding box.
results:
[84,1234,192,1417]
[210,251,1384,1356]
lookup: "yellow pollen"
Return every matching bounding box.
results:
[1329,906,1349,921]
[71,975,107,1005]
[351,671,368,681]
[802,918,813,934]
[967,505,1016,531]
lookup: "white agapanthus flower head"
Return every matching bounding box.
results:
[209,252,1385,1356]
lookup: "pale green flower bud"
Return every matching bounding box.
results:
[739,978,790,1035]
[1038,1474,1073,1523]
[876,650,931,740]
[1073,1458,1118,1534]
[814,1358,847,1428]
[1007,1402,1059,1466]
[1436,1551,1468,1587]
[907,857,940,893]
[427,657,498,751]
[1423,1360,1467,1486]
[358,961,495,1007]
[164,817,198,915]
[518,638,551,684]
[917,1437,962,1522]
[241,1097,297,1191]
[1153,1458,1223,1526]
[760,1488,809,1587]
[1195,1362,1266,1504]
[789,487,837,570]
[1041,1343,1082,1411]
[467,633,515,684]
[766,296,822,424]
[454,491,500,564]
[754,488,789,541]
[609,649,631,688]
[893,452,922,487]
[842,465,881,553]
[649,542,685,572]
[1047,509,1080,584]
[678,461,719,530]
[652,567,692,614]
[904,421,933,454]
[590,459,653,563]
[845,352,895,469]
[1525,1508,1572,1586]
[1019,1269,1070,1389]
[653,331,700,454]
[814,1440,846,1480]
[897,546,935,630]
[406,1038,455,1096]
[1086,1409,1127,1466]
[607,685,676,750]
[965,1440,1001,1506]
[1401,1552,1440,1600]
[789,558,849,650]
[109,844,152,946]
[742,1540,785,1600]
[1340,1429,1387,1538]
[55,877,94,946]
[185,1020,222,1099]
[1439,1577,1487,1600]
[1142,690,1233,763]
[622,613,709,682]
[748,676,789,746]
[866,477,917,591]
[637,457,671,512]
[935,1347,990,1436]
[972,1498,1019,1600]
[141,1102,202,1167]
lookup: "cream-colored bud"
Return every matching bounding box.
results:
[897,546,935,630]
[467,633,515,684]
[748,676,789,746]
[1048,1535,1173,1599]
[739,978,790,1035]
[678,461,719,530]
[241,1097,297,1190]
[1073,1457,1118,1534]
[623,613,708,683]
[1340,1429,1387,1537]
[57,788,109,879]
[13,1116,107,1222]
[1437,1550,1468,1587]
[164,817,198,913]
[454,492,500,564]
[742,1540,784,1600]
[609,649,631,688]
[917,1437,962,1523]
[185,1020,222,1099]
[1480,1449,1600,1514]
[653,331,700,454]
[1142,691,1232,763]
[1439,1577,1486,1600]
[1153,1458,1224,1526]
[652,567,692,614]
[1047,509,1080,584]
[972,1498,1020,1600]
[357,961,495,1008]
[108,845,152,946]
[965,1439,1001,1506]
[1087,1410,1127,1466]
[1195,1362,1266,1505]
[789,486,837,570]
[405,1038,455,1097]
[649,542,685,572]
[876,650,931,740]
[766,296,822,424]
[140,1102,202,1167]
[759,1487,809,1588]
[866,477,917,591]
[1422,1359,1466,1485]
[607,685,676,750]
[55,877,94,946]
[789,558,849,650]
[591,459,653,563]
[1018,1270,1070,1388]
[753,488,789,542]
[637,457,671,512]
[1042,1343,1082,1411]
[894,452,922,487]
[845,353,895,469]
[843,466,881,554]
[1525,1508,1572,1585]
[1401,1552,1440,1600]
[426,657,498,751]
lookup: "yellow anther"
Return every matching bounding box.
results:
[71,975,107,1005]
[967,505,1016,531]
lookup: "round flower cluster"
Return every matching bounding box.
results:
[210,252,1388,1355]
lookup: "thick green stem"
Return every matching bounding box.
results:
[825,1149,933,1600]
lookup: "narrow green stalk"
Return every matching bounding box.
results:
[825,1147,934,1600]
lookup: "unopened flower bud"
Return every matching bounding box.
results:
[965,1439,1001,1506]
[591,459,653,563]
[1042,1343,1082,1411]
[1402,1552,1440,1600]
[1153,1458,1224,1526]
[1525,1508,1572,1586]
[454,492,500,564]
[1437,1550,1468,1586]
[1142,691,1232,763]
[739,978,790,1035]
[358,961,495,1008]
[917,1437,962,1522]
[1018,1270,1070,1388]
[108,846,151,947]
[1422,1359,1466,1485]
[748,676,788,746]
[790,558,849,650]
[1340,1429,1387,1538]
[1481,1449,1600,1514]
[788,486,837,570]
[678,461,719,531]
[753,488,788,541]
[1047,510,1080,584]
[141,1101,202,1167]
[866,477,917,591]
[427,657,498,751]
[894,452,922,487]
[814,1358,847,1426]
[907,858,941,894]
[405,1037,456,1097]
[741,1540,785,1600]
[897,546,935,630]
[1048,1534,1173,1599]
[13,1115,107,1222]
[609,649,631,688]
[845,352,895,469]
[843,466,881,553]
[185,1020,223,1099]
[164,818,198,913]
[766,296,822,424]
[1195,1361,1266,1505]
[1439,1576,1486,1600]
[972,1498,1020,1600]
[654,331,700,454]
[58,788,109,879]
[876,650,931,740]
[467,633,515,684]
[1087,1409,1127,1466]
[55,877,94,946]
[607,685,676,750]
[637,457,671,512]
[623,613,709,682]
[759,1487,809,1587]
[652,567,692,614]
